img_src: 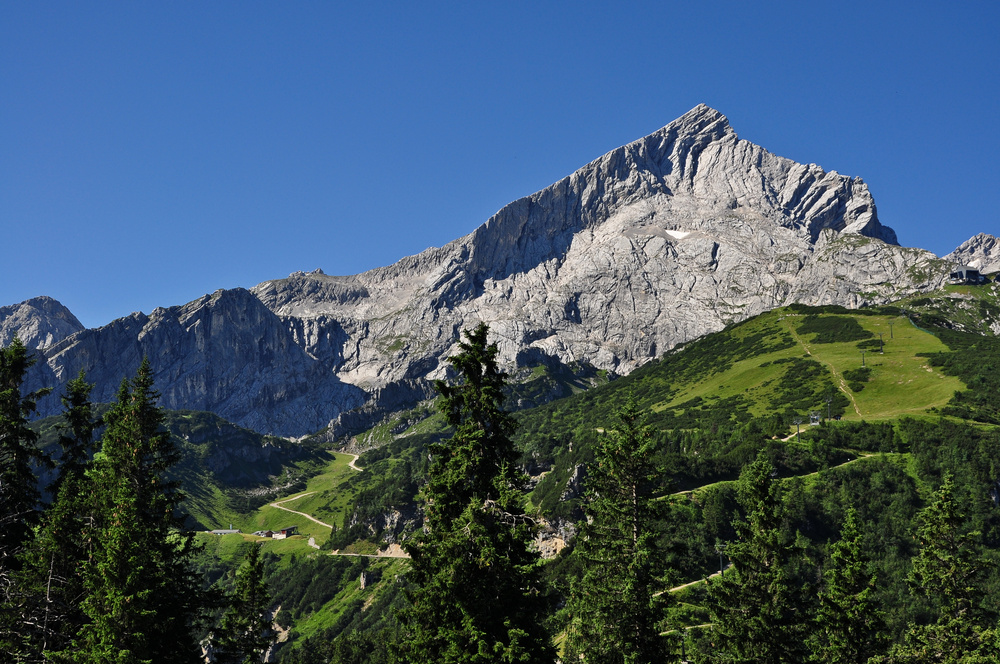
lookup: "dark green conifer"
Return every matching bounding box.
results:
[51,370,100,493]
[0,338,51,658]
[874,476,1000,663]
[0,338,51,562]
[64,359,206,664]
[15,372,100,659]
[399,324,554,663]
[707,451,809,664]
[565,397,670,664]
[811,507,887,663]
[213,543,273,664]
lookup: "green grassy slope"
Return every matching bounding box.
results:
[175,288,1000,660]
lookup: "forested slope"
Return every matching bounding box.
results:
[9,283,1000,663]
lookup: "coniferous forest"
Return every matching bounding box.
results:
[3,295,1000,663]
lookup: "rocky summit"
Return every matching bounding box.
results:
[946,233,1000,274]
[7,105,972,436]
[0,296,84,350]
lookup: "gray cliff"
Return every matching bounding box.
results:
[27,288,364,434]
[13,105,960,435]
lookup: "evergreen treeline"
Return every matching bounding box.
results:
[0,343,272,663]
[280,323,1000,664]
[5,305,1000,663]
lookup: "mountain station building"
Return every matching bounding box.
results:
[949,265,986,284]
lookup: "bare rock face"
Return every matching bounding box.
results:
[28,288,365,434]
[0,297,84,349]
[251,105,940,410]
[13,105,960,436]
[946,233,1000,274]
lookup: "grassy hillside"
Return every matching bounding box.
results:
[137,288,1000,660]
[259,296,994,554]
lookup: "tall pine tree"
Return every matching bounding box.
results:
[51,370,100,493]
[873,476,1000,664]
[565,397,670,664]
[707,451,809,664]
[212,543,273,664]
[0,338,51,566]
[15,372,100,660]
[61,359,206,664]
[399,324,554,663]
[811,507,887,663]
[0,338,51,659]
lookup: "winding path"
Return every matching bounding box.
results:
[269,492,334,529]
[782,316,862,417]
[665,452,878,501]
[269,465,409,559]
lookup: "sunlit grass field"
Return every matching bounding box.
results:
[652,310,965,425]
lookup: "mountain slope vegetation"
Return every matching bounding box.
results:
[14,281,1000,662]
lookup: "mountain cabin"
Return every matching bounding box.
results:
[272,526,298,540]
[949,265,986,284]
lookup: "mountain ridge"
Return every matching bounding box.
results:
[7,106,992,435]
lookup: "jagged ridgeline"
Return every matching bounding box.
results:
[9,105,996,443]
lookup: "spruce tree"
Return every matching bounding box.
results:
[399,324,554,663]
[0,337,51,658]
[51,370,100,493]
[0,338,51,565]
[212,543,273,664]
[811,507,887,663]
[565,397,670,664]
[874,476,1000,664]
[15,372,100,659]
[706,451,809,664]
[63,359,206,664]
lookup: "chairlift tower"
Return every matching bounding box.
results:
[714,541,729,576]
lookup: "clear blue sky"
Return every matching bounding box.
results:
[3,1,998,329]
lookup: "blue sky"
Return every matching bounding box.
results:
[2,1,998,329]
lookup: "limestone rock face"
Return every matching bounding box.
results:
[0,297,84,349]
[250,105,940,421]
[946,234,1000,274]
[28,288,365,434]
[12,105,959,436]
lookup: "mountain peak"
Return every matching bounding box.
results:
[0,296,85,349]
[670,103,732,133]
[3,106,951,437]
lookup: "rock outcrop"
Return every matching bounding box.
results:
[946,233,1000,274]
[13,105,960,435]
[27,288,364,435]
[0,296,84,349]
